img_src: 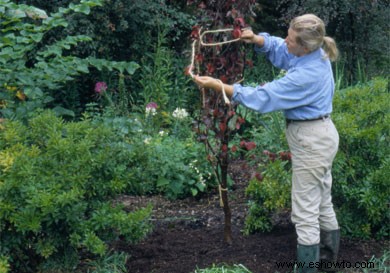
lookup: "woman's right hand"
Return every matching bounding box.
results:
[240,29,264,47]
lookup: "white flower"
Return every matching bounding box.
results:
[143,137,152,144]
[145,107,157,116]
[172,108,189,119]
[158,130,166,136]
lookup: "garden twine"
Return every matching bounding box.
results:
[189,27,250,105]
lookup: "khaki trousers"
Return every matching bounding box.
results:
[286,118,339,245]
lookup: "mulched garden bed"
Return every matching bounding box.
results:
[116,160,388,273]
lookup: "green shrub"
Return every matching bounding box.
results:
[332,77,389,239]
[244,158,291,234]
[0,0,139,121]
[0,110,152,272]
[131,131,215,200]
[86,109,215,200]
[0,256,10,273]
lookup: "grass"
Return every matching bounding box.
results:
[194,264,252,273]
[192,251,390,273]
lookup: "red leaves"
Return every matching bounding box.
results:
[239,140,245,148]
[240,140,256,151]
[232,26,241,39]
[213,108,225,118]
[236,116,245,130]
[198,1,206,9]
[219,122,227,133]
[263,150,292,162]
[245,59,253,68]
[279,151,292,161]
[219,75,228,83]
[191,26,200,39]
[234,17,246,28]
[221,144,228,152]
[263,150,276,162]
[254,172,263,182]
[195,53,204,63]
[244,141,256,151]
[206,63,215,74]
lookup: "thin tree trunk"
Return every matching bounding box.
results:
[221,142,232,244]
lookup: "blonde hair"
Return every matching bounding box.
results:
[290,14,339,61]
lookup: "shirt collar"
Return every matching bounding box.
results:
[289,48,324,68]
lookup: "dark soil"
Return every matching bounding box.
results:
[116,160,388,273]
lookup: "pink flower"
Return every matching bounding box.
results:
[94,82,107,94]
[146,102,158,110]
[145,102,158,116]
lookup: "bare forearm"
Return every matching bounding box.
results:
[194,76,234,97]
[213,81,234,98]
[253,35,265,48]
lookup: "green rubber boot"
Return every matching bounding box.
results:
[297,244,319,273]
[319,229,340,273]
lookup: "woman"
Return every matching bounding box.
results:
[193,14,340,273]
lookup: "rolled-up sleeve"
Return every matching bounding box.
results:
[232,84,272,113]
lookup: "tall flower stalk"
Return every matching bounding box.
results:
[94,81,114,108]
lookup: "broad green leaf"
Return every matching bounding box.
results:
[125,61,140,75]
[52,106,75,117]
[73,5,91,15]
[156,177,170,187]
[191,188,198,196]
[24,7,48,19]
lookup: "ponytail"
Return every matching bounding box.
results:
[323,36,339,62]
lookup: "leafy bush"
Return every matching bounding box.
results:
[130,128,215,200]
[139,136,213,199]
[0,0,139,120]
[332,77,390,239]
[244,157,291,234]
[0,111,152,272]
[86,108,215,200]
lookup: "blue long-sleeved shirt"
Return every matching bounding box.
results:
[232,32,335,120]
